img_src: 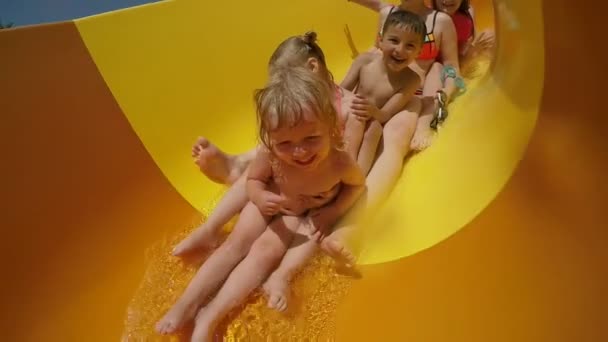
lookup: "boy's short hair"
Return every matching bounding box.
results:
[382,10,427,45]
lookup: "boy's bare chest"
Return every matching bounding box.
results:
[358,64,403,107]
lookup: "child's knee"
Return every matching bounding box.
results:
[223,236,254,259]
[406,96,422,114]
[249,238,285,265]
[248,249,283,272]
[383,115,417,151]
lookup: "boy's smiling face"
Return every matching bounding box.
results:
[379,25,423,72]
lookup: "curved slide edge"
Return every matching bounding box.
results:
[0,22,198,340]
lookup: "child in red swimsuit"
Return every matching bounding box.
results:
[431,0,495,68]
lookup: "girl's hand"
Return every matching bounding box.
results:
[469,31,495,56]
[252,191,284,216]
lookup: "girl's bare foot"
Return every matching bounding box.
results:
[262,272,290,312]
[155,300,199,335]
[172,223,221,256]
[321,238,357,268]
[410,113,436,151]
[410,126,435,151]
[191,309,218,342]
[192,137,247,185]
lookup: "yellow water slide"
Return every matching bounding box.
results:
[2,0,606,340]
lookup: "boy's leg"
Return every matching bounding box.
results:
[321,101,420,265]
[356,120,383,175]
[192,136,257,185]
[366,99,420,205]
[321,227,358,268]
[191,215,300,341]
[173,171,249,256]
[156,202,268,335]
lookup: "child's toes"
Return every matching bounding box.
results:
[267,294,281,309]
[277,298,288,312]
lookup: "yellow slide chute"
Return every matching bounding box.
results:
[3,0,606,341]
[74,0,541,265]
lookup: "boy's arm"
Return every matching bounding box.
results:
[373,72,421,123]
[340,52,373,91]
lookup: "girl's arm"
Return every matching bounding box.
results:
[436,12,462,101]
[246,149,271,196]
[347,0,386,12]
[246,149,284,216]
[461,30,495,66]
[348,1,395,49]
[459,6,494,70]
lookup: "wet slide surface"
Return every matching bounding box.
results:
[1,0,606,340]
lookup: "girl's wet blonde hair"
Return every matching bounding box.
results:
[254,66,341,150]
[268,31,333,83]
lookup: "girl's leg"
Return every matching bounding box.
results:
[173,171,249,256]
[192,137,257,185]
[356,120,383,176]
[191,215,301,341]
[156,202,268,334]
[411,62,443,151]
[263,224,318,312]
